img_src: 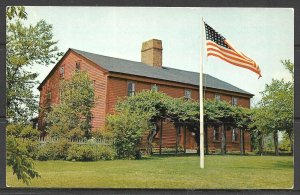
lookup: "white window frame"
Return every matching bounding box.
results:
[151,84,159,92]
[127,81,136,96]
[232,128,238,142]
[215,94,221,101]
[184,89,192,99]
[60,66,64,78]
[232,96,238,106]
[213,126,220,141]
[76,61,81,70]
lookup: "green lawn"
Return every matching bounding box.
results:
[6,155,293,189]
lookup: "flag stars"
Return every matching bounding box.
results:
[205,22,229,49]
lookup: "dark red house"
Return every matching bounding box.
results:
[38,39,253,153]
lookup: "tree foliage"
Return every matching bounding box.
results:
[251,60,294,155]
[45,71,95,139]
[107,108,151,159]
[6,6,63,122]
[109,90,252,158]
[6,124,41,185]
[6,6,62,185]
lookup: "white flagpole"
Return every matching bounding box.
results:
[199,17,205,168]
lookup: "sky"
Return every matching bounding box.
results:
[24,6,294,105]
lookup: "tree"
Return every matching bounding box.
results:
[204,99,235,155]
[115,90,171,155]
[233,106,253,155]
[6,6,63,122]
[6,124,41,185]
[107,108,151,159]
[45,71,95,139]
[6,6,62,185]
[252,60,294,155]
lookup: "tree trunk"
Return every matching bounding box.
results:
[146,124,158,155]
[273,130,279,156]
[221,124,226,155]
[258,132,264,156]
[175,125,179,154]
[240,129,244,155]
[194,127,200,155]
[288,131,293,155]
[204,124,209,155]
[184,124,187,154]
[159,119,163,155]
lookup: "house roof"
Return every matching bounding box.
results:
[71,48,253,96]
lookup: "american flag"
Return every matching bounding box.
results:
[204,22,262,78]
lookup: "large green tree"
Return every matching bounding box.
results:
[45,71,95,139]
[252,60,294,155]
[6,6,62,122]
[6,6,62,184]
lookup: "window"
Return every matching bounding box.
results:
[60,67,64,78]
[76,61,81,70]
[184,89,192,99]
[232,128,238,142]
[151,84,158,92]
[46,91,52,108]
[213,126,220,141]
[59,89,62,103]
[127,81,135,96]
[46,91,52,101]
[215,94,221,101]
[232,97,238,106]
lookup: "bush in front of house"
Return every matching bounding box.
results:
[6,124,40,159]
[107,108,151,160]
[36,139,71,161]
[66,144,115,161]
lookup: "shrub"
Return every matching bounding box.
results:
[6,124,23,137]
[52,139,71,160]
[20,125,40,140]
[36,144,53,161]
[66,144,115,161]
[6,124,39,140]
[6,124,40,159]
[92,127,114,140]
[107,109,151,160]
[36,139,71,161]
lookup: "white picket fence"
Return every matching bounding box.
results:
[39,136,114,145]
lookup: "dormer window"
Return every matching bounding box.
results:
[60,67,64,78]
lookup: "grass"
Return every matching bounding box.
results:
[6,154,293,189]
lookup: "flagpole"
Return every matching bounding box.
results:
[199,17,205,168]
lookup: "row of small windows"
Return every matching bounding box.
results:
[127,81,192,99]
[59,61,81,79]
[213,127,238,142]
[215,93,238,106]
[128,82,238,105]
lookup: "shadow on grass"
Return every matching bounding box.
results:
[234,160,293,171]
[140,153,198,160]
[273,160,294,169]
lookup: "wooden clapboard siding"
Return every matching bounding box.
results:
[38,50,252,152]
[38,51,108,130]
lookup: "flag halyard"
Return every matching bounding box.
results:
[204,22,262,78]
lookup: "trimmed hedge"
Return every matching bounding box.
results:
[36,140,115,161]
[66,144,115,161]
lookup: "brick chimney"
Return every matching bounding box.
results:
[141,39,163,68]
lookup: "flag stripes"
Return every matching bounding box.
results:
[204,22,261,77]
[206,41,261,74]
